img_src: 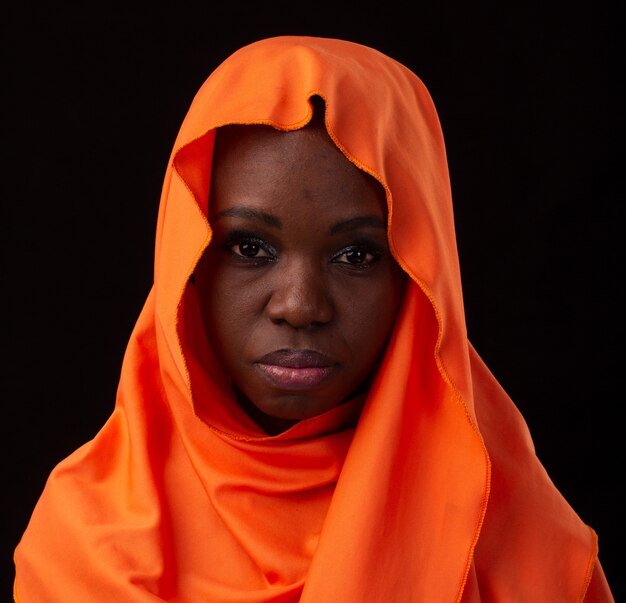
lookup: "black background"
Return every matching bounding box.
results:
[3,3,622,600]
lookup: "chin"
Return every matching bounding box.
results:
[257,396,337,421]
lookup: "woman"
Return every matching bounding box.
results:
[13,36,614,601]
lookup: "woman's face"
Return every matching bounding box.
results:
[196,121,406,433]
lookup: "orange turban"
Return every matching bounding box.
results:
[14,35,614,602]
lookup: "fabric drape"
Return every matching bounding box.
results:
[14,35,614,602]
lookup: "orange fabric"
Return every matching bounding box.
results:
[14,36,614,602]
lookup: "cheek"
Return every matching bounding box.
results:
[204,291,253,359]
[336,270,405,361]
[196,267,255,362]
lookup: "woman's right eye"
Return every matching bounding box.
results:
[227,236,276,260]
[233,241,268,257]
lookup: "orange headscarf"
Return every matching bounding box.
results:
[14,36,614,602]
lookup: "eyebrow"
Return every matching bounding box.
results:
[212,207,282,229]
[211,207,386,234]
[329,216,387,234]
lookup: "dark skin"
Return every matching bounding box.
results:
[195,110,406,435]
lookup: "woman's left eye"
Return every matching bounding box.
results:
[332,245,381,268]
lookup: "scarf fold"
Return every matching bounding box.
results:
[14,35,612,602]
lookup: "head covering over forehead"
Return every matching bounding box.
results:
[14,35,612,602]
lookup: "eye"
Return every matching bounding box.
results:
[222,231,277,262]
[232,239,272,258]
[332,244,382,268]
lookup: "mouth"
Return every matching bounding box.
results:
[255,349,336,390]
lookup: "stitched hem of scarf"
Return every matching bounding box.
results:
[578,528,600,603]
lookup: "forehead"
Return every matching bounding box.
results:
[209,123,387,220]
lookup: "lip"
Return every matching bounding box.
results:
[255,349,336,390]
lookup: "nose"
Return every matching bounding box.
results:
[265,259,333,328]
